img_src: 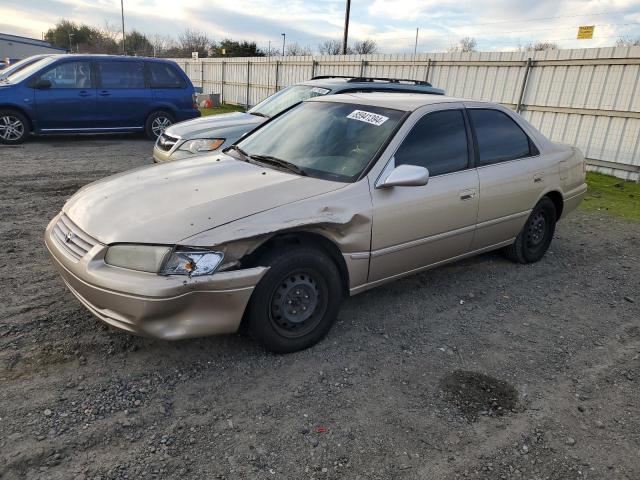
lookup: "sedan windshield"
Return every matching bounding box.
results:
[236,101,405,182]
[248,85,331,118]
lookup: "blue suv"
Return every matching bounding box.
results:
[0,55,200,144]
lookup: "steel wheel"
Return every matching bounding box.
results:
[0,114,25,142]
[269,269,328,339]
[151,116,172,137]
[525,210,547,248]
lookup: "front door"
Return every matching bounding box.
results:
[95,61,151,128]
[34,61,96,131]
[369,106,479,283]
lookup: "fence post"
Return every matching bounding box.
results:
[516,58,532,113]
[311,60,317,79]
[221,61,225,104]
[246,61,251,110]
[275,61,280,92]
[425,58,431,83]
[360,59,366,77]
[200,61,204,90]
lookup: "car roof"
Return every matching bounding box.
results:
[307,92,473,111]
[42,54,175,64]
[299,76,444,94]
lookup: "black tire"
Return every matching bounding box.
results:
[246,246,343,353]
[503,197,557,264]
[0,109,29,145]
[145,111,174,140]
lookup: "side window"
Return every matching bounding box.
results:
[148,63,183,88]
[39,62,92,88]
[468,109,533,166]
[394,109,469,176]
[97,62,145,89]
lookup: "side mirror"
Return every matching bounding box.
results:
[377,164,429,188]
[33,79,52,89]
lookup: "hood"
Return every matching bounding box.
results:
[166,112,264,139]
[63,154,345,245]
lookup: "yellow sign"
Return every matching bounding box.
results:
[577,26,595,39]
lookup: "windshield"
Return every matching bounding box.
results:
[3,57,57,84]
[248,85,331,118]
[236,101,405,182]
[0,56,48,80]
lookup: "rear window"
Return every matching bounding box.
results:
[148,63,184,88]
[97,61,145,88]
[468,109,534,165]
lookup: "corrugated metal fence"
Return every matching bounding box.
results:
[172,47,640,181]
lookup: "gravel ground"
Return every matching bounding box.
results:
[1,135,639,480]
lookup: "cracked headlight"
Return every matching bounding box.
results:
[178,138,225,154]
[160,248,224,276]
[105,245,224,277]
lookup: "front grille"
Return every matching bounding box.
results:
[51,214,97,261]
[156,133,179,152]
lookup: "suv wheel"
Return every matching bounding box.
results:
[0,110,29,144]
[503,197,557,264]
[145,111,174,140]
[246,246,343,353]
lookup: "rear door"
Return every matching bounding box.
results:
[466,106,543,249]
[368,104,479,283]
[148,62,189,114]
[33,60,96,130]
[95,60,150,128]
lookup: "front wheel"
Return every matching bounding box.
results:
[145,111,174,140]
[246,247,343,353]
[503,197,557,264]
[0,110,29,145]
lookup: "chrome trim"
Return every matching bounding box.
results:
[371,224,476,258]
[40,127,145,132]
[474,210,530,230]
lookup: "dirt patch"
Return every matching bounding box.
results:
[439,370,518,421]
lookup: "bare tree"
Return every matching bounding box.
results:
[318,39,342,55]
[615,36,640,47]
[286,42,313,56]
[448,37,477,53]
[352,39,378,54]
[150,33,176,57]
[521,41,558,51]
[178,28,211,57]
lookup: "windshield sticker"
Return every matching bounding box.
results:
[347,110,389,126]
[311,87,330,95]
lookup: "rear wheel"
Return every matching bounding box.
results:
[246,246,343,353]
[503,197,557,263]
[145,111,174,140]
[0,110,29,144]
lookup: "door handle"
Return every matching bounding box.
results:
[99,91,110,96]
[78,91,90,97]
[459,189,477,201]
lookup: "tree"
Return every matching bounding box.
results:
[615,36,640,47]
[45,20,94,51]
[448,37,477,53]
[149,33,176,57]
[352,39,378,54]
[121,30,152,55]
[521,41,558,51]
[213,39,264,57]
[286,42,313,56]
[318,39,343,55]
[178,28,211,57]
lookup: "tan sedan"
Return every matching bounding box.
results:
[45,93,587,352]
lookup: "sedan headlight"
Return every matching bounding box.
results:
[105,245,223,277]
[178,138,225,154]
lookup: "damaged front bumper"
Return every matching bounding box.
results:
[44,214,268,340]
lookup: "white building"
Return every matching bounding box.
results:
[0,33,66,61]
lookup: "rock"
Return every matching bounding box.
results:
[521,445,529,454]
[623,296,634,303]
[44,409,52,417]
[566,437,576,446]
[595,421,605,429]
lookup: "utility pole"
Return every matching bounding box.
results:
[414,28,419,56]
[268,40,271,56]
[68,33,74,53]
[120,0,126,55]
[342,0,351,55]
[281,33,286,56]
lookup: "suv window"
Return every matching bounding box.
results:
[39,61,92,88]
[394,109,469,176]
[148,63,183,88]
[468,109,534,165]
[97,61,145,89]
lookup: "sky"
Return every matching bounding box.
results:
[1,0,639,53]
